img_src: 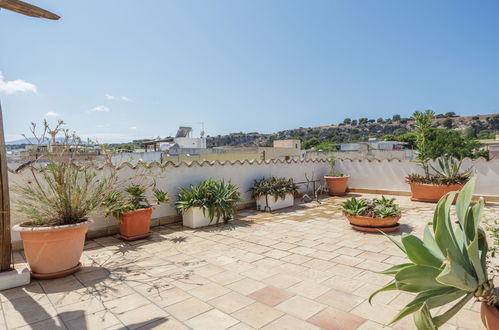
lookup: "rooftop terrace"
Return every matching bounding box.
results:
[2,194,497,330]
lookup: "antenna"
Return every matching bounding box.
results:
[198,122,205,138]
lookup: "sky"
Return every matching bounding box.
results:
[1,0,499,143]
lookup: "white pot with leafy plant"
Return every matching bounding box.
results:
[12,121,115,279]
[103,184,169,241]
[251,177,298,212]
[341,196,402,232]
[324,156,349,196]
[406,110,473,202]
[370,177,498,329]
[176,179,240,228]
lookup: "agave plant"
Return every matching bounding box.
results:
[341,197,369,216]
[176,179,241,223]
[370,177,497,329]
[431,155,473,180]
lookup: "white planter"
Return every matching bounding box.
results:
[256,193,294,211]
[182,207,228,228]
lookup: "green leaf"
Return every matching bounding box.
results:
[467,235,486,285]
[381,231,406,253]
[414,303,437,330]
[455,176,476,228]
[377,263,413,275]
[436,254,478,291]
[395,265,446,292]
[401,234,443,268]
[433,293,474,327]
[368,282,397,304]
[387,287,465,325]
[423,226,444,259]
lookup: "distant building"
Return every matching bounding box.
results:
[273,139,301,149]
[479,134,499,159]
[143,126,206,152]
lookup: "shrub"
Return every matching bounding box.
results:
[176,179,240,223]
[251,177,298,202]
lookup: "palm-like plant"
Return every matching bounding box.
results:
[370,177,497,329]
[251,177,298,202]
[176,179,241,223]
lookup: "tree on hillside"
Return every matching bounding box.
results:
[399,118,408,124]
[302,137,320,150]
[396,132,418,149]
[444,111,457,117]
[392,114,401,121]
[427,129,486,159]
[351,119,358,126]
[377,117,385,123]
[343,118,351,125]
[442,118,453,129]
[359,118,368,125]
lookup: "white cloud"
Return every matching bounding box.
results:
[105,94,114,100]
[0,72,37,95]
[96,124,111,128]
[90,105,110,112]
[129,126,137,130]
[121,96,131,101]
[46,111,59,117]
[79,132,137,143]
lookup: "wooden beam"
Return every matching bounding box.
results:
[0,102,11,272]
[0,0,60,20]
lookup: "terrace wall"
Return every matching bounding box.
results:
[8,157,498,248]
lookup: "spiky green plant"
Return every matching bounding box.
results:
[413,110,436,178]
[250,177,298,202]
[341,197,369,216]
[430,155,473,181]
[176,179,241,224]
[102,184,169,220]
[370,177,497,329]
[342,196,401,218]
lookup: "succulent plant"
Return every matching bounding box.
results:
[370,177,497,329]
[430,155,473,180]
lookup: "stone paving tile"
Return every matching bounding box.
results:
[3,194,496,330]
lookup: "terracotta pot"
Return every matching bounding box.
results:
[409,182,463,203]
[119,207,153,241]
[13,220,92,279]
[481,301,499,330]
[325,175,350,196]
[345,215,401,233]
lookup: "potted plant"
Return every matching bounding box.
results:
[370,177,498,329]
[12,121,116,279]
[407,155,473,203]
[103,184,169,240]
[341,196,402,232]
[407,110,473,202]
[251,177,298,212]
[324,156,349,196]
[176,179,240,228]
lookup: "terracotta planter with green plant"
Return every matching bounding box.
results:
[406,110,473,202]
[12,121,116,279]
[324,156,349,196]
[103,185,169,240]
[370,177,498,329]
[176,179,240,228]
[251,177,298,212]
[341,196,402,232]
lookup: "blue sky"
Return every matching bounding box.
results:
[1,0,499,142]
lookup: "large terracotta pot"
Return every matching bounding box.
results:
[481,302,499,330]
[409,182,463,202]
[325,176,350,196]
[118,207,153,241]
[13,220,92,279]
[345,215,401,233]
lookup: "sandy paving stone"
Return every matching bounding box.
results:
[260,315,320,330]
[113,303,169,330]
[316,288,364,312]
[231,302,284,328]
[308,307,366,330]
[64,310,122,330]
[208,291,255,314]
[262,273,303,289]
[188,282,231,301]
[227,278,267,295]
[165,297,213,321]
[275,296,326,320]
[185,309,239,330]
[103,293,151,314]
[248,286,294,307]
[149,287,192,307]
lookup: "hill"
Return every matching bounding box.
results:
[206,113,499,148]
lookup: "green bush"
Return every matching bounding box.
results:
[251,177,298,202]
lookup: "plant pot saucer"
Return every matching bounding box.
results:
[117,232,151,241]
[329,192,348,197]
[351,223,400,233]
[31,262,82,279]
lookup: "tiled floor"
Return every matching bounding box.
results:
[2,194,498,330]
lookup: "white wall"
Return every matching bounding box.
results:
[9,159,329,245]
[336,158,499,197]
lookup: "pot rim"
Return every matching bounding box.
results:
[13,219,94,232]
[408,182,465,188]
[324,175,350,179]
[122,207,154,216]
[345,214,401,221]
